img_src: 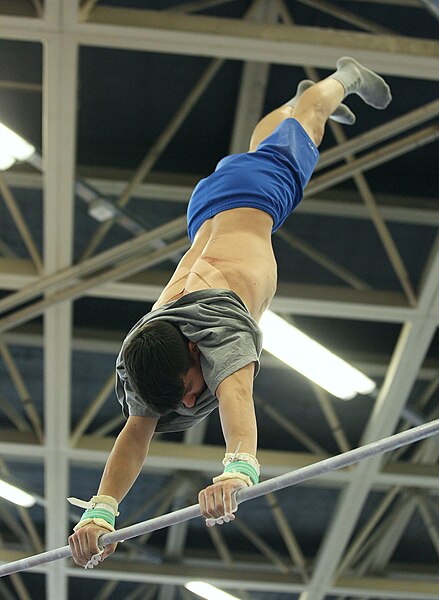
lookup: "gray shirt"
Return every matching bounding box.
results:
[115,289,263,432]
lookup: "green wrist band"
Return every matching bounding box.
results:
[223,460,259,485]
[80,507,115,528]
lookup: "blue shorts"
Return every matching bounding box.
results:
[186,118,319,243]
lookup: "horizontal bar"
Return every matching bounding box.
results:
[1,418,439,577]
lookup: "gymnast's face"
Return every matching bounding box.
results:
[181,343,207,408]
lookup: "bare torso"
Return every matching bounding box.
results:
[153,208,277,321]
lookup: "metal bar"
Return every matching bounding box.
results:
[415,495,439,558]
[0,238,17,258]
[416,371,439,411]
[265,492,309,581]
[315,98,439,172]
[312,385,351,453]
[420,0,439,21]
[0,216,186,316]
[2,418,439,576]
[81,6,439,81]
[233,519,290,574]
[294,0,394,33]
[78,0,99,22]
[30,0,43,18]
[307,126,439,198]
[164,1,235,13]
[336,486,401,575]
[255,396,328,455]
[0,503,31,549]
[276,229,371,291]
[80,58,223,260]
[70,372,114,446]
[325,116,417,306]
[0,175,43,274]
[0,237,190,334]
[0,394,31,432]
[0,459,43,554]
[7,573,30,600]
[90,415,124,437]
[0,340,44,441]
[0,81,41,92]
[125,584,157,600]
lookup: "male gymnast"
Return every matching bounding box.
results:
[68,57,392,567]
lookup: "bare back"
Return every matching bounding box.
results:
[153,208,277,321]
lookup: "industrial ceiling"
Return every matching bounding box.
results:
[0,1,438,599]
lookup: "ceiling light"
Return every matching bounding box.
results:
[0,478,36,508]
[259,310,376,400]
[185,582,240,600]
[0,122,35,171]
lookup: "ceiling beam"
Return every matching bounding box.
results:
[298,234,439,600]
[2,431,439,491]
[0,7,438,79]
[0,259,415,322]
[62,561,439,599]
[5,169,439,226]
[41,1,78,598]
[80,7,439,80]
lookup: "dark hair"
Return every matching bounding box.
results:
[122,320,194,415]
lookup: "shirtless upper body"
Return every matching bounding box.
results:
[154,207,277,320]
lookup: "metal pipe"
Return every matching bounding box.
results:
[316,99,439,172]
[0,216,186,316]
[70,373,115,446]
[294,0,394,33]
[0,237,189,334]
[2,418,439,576]
[276,229,371,291]
[0,175,43,274]
[307,125,439,197]
[80,58,223,260]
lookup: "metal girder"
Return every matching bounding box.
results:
[81,8,439,80]
[4,323,439,382]
[0,6,438,78]
[0,259,416,322]
[61,561,439,599]
[2,431,439,492]
[3,169,439,226]
[228,0,277,154]
[297,234,439,600]
[1,549,439,599]
[0,258,416,323]
[41,1,78,598]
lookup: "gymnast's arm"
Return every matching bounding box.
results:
[198,362,257,523]
[68,415,158,567]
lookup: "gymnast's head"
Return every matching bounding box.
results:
[122,320,205,415]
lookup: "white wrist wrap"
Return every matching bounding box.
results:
[213,452,260,487]
[68,494,119,532]
[73,518,115,533]
[222,452,260,472]
[212,471,253,487]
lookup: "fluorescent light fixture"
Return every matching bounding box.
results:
[0,149,15,171]
[0,122,35,171]
[185,582,240,600]
[259,310,376,400]
[0,478,36,508]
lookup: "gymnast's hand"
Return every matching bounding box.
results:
[68,523,117,567]
[198,478,247,527]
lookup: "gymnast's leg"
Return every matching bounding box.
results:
[249,56,392,151]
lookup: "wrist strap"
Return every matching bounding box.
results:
[68,494,119,530]
[214,450,260,487]
[73,517,115,533]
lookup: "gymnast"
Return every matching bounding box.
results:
[68,57,391,567]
